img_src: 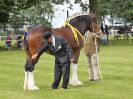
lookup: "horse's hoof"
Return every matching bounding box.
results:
[27,85,40,90]
[32,86,40,90]
[23,85,28,91]
[23,87,27,91]
[69,80,83,86]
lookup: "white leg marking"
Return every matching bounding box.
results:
[27,71,40,90]
[69,64,83,86]
[23,71,29,90]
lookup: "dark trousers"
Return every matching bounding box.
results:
[52,59,70,89]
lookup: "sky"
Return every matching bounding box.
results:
[51,1,110,28]
[51,2,82,28]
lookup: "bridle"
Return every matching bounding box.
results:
[91,16,103,38]
[91,16,103,81]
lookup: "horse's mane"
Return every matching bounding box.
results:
[30,25,51,33]
[65,12,90,23]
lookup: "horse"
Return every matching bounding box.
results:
[23,13,103,90]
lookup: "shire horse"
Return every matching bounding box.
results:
[23,13,102,90]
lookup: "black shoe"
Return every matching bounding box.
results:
[52,86,58,89]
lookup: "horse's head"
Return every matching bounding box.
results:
[87,13,102,37]
[65,13,103,37]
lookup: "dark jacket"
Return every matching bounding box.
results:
[37,36,73,63]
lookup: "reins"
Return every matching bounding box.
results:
[92,18,103,81]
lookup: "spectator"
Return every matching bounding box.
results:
[84,32,102,81]
[5,35,12,50]
[105,25,109,41]
[116,27,122,40]
[101,33,108,45]
[16,34,22,48]
[100,24,104,33]
[20,41,24,50]
[23,26,30,40]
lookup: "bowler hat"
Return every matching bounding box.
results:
[44,31,52,40]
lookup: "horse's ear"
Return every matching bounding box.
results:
[90,12,93,15]
[91,13,98,22]
[90,12,96,18]
[77,16,81,21]
[92,13,96,18]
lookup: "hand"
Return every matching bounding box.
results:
[32,53,38,60]
[92,33,100,38]
[92,33,97,37]
[70,58,74,63]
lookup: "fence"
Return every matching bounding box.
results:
[0,32,133,51]
[109,30,133,45]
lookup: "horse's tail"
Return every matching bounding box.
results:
[23,35,31,57]
[23,35,28,49]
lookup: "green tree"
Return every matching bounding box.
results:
[115,0,133,23]
[89,0,98,15]
[0,0,69,33]
[0,0,70,24]
[99,0,133,25]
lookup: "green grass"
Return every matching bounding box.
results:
[0,39,133,99]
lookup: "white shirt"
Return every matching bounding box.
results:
[52,35,55,47]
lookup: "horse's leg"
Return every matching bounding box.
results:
[23,56,30,90]
[69,49,83,86]
[23,51,40,90]
[27,57,40,90]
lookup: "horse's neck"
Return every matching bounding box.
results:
[72,22,86,36]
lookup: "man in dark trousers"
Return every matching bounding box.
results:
[32,31,74,89]
[105,25,109,41]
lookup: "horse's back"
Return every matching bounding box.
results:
[27,26,81,55]
[30,25,51,34]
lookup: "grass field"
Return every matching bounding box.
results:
[0,39,133,99]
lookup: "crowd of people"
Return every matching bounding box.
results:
[0,26,31,51]
[0,34,23,50]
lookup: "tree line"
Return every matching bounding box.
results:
[0,0,133,33]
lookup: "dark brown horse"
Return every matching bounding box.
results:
[23,13,102,90]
